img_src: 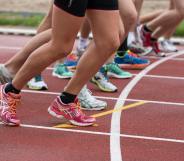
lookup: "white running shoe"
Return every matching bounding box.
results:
[0,64,13,84]
[91,68,117,92]
[160,39,178,53]
[27,75,48,90]
[78,85,107,110]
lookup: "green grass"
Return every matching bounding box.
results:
[0,12,184,37]
[0,12,44,27]
[174,21,184,37]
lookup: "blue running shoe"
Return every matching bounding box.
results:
[114,50,150,69]
[64,53,78,70]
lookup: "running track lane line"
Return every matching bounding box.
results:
[0,122,184,144]
[21,89,184,106]
[110,50,184,161]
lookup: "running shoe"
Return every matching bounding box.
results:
[91,67,117,92]
[0,64,13,84]
[27,75,48,90]
[105,62,132,79]
[48,97,96,126]
[151,40,166,57]
[128,41,152,56]
[140,25,166,57]
[140,25,152,47]
[159,39,178,53]
[64,53,78,70]
[76,45,87,58]
[114,50,150,70]
[0,84,21,126]
[78,85,107,110]
[52,63,73,79]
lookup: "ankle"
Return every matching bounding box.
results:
[4,83,21,94]
[60,92,77,104]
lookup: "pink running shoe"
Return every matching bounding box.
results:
[0,84,21,126]
[48,96,96,126]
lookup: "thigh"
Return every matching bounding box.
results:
[86,0,120,46]
[52,2,84,47]
[86,10,120,51]
[54,0,88,17]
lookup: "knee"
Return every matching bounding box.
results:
[96,36,120,55]
[49,41,73,59]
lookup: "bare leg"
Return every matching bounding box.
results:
[65,10,121,94]
[5,2,54,76]
[12,6,83,90]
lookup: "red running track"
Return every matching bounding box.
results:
[0,35,184,161]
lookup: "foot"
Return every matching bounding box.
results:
[48,97,96,126]
[91,67,117,92]
[105,62,132,79]
[0,64,13,84]
[78,85,107,111]
[27,75,48,90]
[52,63,73,79]
[0,84,21,126]
[64,53,78,71]
[114,50,150,70]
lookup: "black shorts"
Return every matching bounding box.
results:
[54,0,118,17]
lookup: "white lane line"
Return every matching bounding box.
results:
[132,74,184,80]
[0,46,21,50]
[0,122,183,144]
[22,89,184,106]
[110,50,184,161]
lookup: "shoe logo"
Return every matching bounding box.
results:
[68,0,73,7]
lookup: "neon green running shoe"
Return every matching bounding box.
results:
[105,62,132,79]
[27,75,48,90]
[52,64,73,79]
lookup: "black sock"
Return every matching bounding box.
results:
[60,92,77,104]
[144,25,152,33]
[150,37,157,42]
[116,51,126,57]
[118,37,128,52]
[4,83,20,94]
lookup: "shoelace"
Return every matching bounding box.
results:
[73,101,86,117]
[83,88,95,101]
[108,63,123,73]
[7,96,20,115]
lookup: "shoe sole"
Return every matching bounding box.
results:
[118,63,150,70]
[107,72,132,79]
[91,79,117,92]
[48,107,94,126]
[80,106,106,111]
[52,72,72,79]
[27,85,48,90]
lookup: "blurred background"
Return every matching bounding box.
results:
[0,0,183,36]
